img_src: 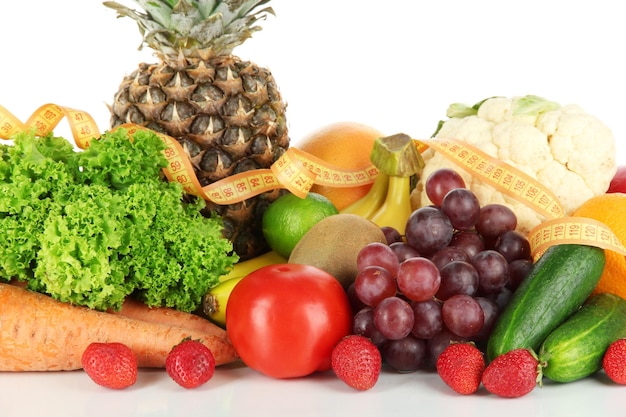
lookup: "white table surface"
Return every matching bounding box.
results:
[1,360,622,417]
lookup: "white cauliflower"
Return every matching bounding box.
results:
[416,95,617,234]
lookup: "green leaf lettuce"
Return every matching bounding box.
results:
[0,128,237,312]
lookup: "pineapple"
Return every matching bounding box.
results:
[104,0,289,260]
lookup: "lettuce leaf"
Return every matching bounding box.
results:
[0,128,237,312]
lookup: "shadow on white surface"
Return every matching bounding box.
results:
[1,362,623,417]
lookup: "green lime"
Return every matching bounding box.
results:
[262,192,339,258]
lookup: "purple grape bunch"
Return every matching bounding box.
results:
[349,168,533,372]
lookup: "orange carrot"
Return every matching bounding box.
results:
[0,283,238,371]
[111,298,225,337]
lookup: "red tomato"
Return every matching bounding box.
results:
[225,263,353,379]
[608,166,626,194]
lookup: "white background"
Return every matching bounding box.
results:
[2,2,626,416]
[2,0,625,158]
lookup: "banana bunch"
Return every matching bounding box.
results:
[341,133,423,236]
[202,250,286,326]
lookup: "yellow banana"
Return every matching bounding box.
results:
[366,133,424,235]
[218,250,286,283]
[340,171,389,219]
[369,174,413,236]
[202,275,244,327]
[206,250,286,327]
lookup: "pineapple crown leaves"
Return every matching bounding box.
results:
[103,0,274,61]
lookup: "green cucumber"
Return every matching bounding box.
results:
[486,244,605,361]
[539,292,626,383]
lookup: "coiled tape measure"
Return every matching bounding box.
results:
[2,103,625,260]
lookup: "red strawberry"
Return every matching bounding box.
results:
[166,338,216,389]
[331,335,382,390]
[481,348,541,398]
[603,338,626,384]
[81,342,138,390]
[436,342,485,395]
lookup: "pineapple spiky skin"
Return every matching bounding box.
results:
[106,0,290,260]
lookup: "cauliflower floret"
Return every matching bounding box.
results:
[417,96,617,234]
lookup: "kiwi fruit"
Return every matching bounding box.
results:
[288,213,387,288]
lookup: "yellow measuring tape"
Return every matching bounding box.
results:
[0,103,99,150]
[415,138,626,260]
[0,104,372,203]
[528,217,626,259]
[417,138,565,220]
[2,103,625,261]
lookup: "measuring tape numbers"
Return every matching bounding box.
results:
[417,137,564,220]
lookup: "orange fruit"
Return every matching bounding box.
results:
[572,193,626,299]
[297,122,384,211]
